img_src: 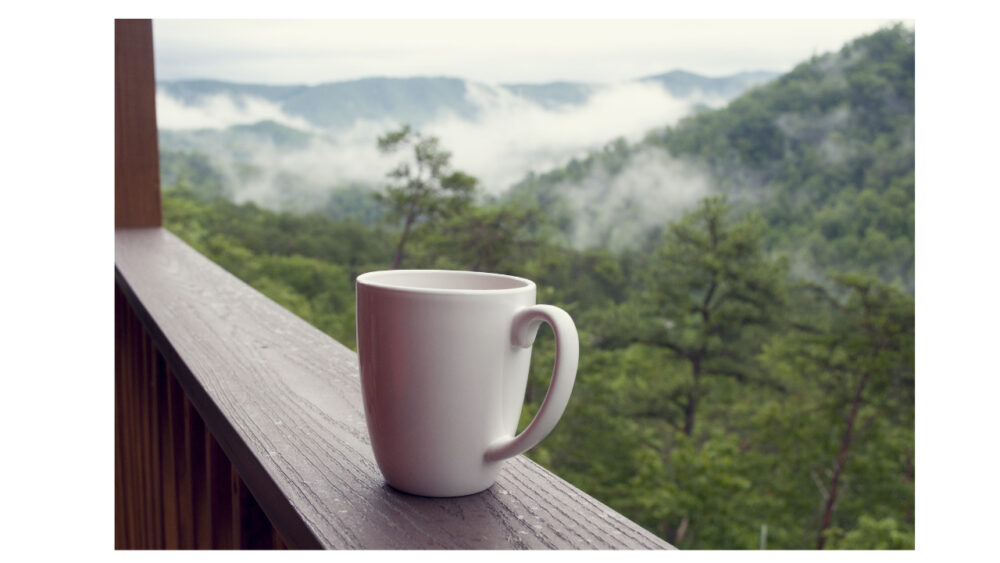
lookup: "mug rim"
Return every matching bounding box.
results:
[357,269,536,295]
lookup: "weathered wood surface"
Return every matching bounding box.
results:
[115,227,674,550]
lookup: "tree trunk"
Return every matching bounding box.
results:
[816,371,870,549]
[674,515,690,544]
[392,214,416,269]
[683,357,701,436]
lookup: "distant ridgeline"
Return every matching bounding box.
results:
[506,25,914,293]
[156,69,777,216]
[157,71,777,132]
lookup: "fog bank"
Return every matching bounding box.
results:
[157,79,724,196]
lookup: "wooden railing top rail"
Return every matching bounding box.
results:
[115,227,674,550]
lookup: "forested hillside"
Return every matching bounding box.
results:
[509,24,914,292]
[162,24,914,549]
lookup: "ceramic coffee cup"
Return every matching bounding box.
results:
[356,269,579,497]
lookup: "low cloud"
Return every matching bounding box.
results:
[426,81,717,192]
[156,80,725,245]
[562,147,714,250]
[156,91,316,131]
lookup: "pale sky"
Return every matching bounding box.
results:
[153,19,908,85]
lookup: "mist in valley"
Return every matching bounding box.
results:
[156,76,737,248]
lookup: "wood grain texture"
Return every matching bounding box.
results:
[115,227,675,550]
[115,19,162,228]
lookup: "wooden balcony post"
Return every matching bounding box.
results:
[115,19,162,227]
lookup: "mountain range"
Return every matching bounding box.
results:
[157,70,779,134]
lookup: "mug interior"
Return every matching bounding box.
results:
[357,270,532,292]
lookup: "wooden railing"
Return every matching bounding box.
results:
[115,282,285,548]
[115,228,674,549]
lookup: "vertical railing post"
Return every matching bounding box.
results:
[115,18,162,227]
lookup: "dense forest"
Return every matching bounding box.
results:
[162,25,914,549]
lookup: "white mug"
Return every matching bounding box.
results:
[356,270,579,497]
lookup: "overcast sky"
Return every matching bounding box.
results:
[153,19,908,85]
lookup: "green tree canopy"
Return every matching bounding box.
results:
[376,125,478,268]
[637,196,788,436]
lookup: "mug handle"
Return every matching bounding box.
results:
[484,304,579,462]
